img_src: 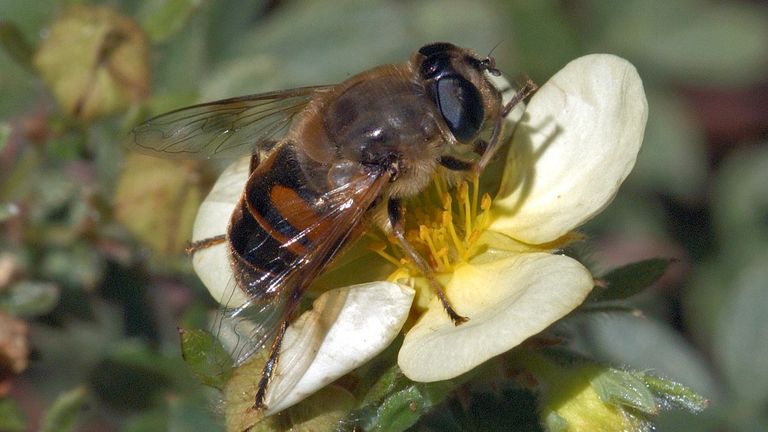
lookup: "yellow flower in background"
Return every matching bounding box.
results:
[191,53,647,416]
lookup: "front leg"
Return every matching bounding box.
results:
[388,198,468,325]
[439,155,474,171]
[474,79,537,174]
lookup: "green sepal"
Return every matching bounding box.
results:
[635,372,709,414]
[591,369,659,415]
[179,327,233,391]
[588,258,674,302]
[346,365,457,432]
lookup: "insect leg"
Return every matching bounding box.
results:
[185,234,227,255]
[388,198,468,325]
[473,79,537,174]
[439,155,474,171]
[253,318,290,410]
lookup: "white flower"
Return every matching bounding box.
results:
[190,53,647,415]
[398,54,647,381]
[189,159,415,417]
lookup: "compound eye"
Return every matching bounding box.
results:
[418,42,457,57]
[435,76,484,142]
[420,53,452,80]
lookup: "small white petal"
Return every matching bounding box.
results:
[265,281,415,414]
[491,54,647,244]
[191,157,250,308]
[398,253,592,382]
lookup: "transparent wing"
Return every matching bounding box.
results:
[213,167,390,368]
[129,85,332,159]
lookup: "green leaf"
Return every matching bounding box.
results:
[714,253,768,405]
[712,145,768,258]
[359,364,407,405]
[630,92,707,200]
[636,373,708,414]
[179,328,233,390]
[0,280,60,318]
[229,0,507,90]
[503,0,582,80]
[654,407,721,432]
[571,314,719,400]
[375,385,425,431]
[0,122,10,153]
[350,366,457,431]
[40,245,104,291]
[89,343,175,411]
[0,397,26,432]
[682,254,735,348]
[0,21,34,71]
[588,258,673,302]
[599,0,768,86]
[138,0,203,42]
[122,409,168,432]
[167,392,225,432]
[591,369,658,415]
[40,387,88,432]
[283,385,356,432]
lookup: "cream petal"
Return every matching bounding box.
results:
[398,253,593,382]
[490,54,647,244]
[191,157,250,308]
[265,281,415,415]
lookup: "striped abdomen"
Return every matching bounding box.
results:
[227,143,356,301]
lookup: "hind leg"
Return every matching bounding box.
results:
[253,318,289,410]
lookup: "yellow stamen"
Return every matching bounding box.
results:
[443,210,465,258]
[363,230,384,243]
[382,171,497,281]
[471,174,480,224]
[369,243,404,268]
[436,246,451,269]
[478,193,493,230]
[386,267,412,284]
[419,225,443,271]
[441,193,452,212]
[433,175,445,202]
[458,181,472,243]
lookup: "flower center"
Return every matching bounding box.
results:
[370,173,494,278]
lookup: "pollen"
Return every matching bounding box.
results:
[371,173,493,279]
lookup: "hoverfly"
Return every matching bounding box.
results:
[130,42,535,410]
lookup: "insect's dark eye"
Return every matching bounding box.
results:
[420,53,452,80]
[418,42,457,57]
[435,76,484,142]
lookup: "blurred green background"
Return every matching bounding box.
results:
[1,0,767,430]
